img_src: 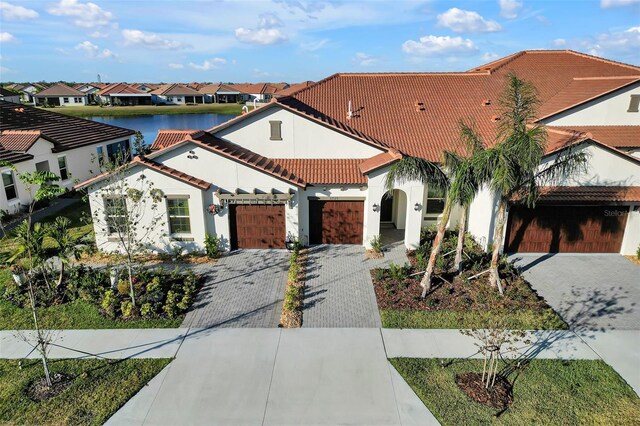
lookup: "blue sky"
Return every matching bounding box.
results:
[1,0,639,83]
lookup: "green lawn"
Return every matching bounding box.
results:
[43,103,243,117]
[381,308,568,330]
[0,358,171,425]
[391,358,640,426]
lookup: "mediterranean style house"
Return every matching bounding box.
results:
[77,50,640,256]
[1,101,134,214]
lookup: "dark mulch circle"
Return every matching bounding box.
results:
[27,373,75,402]
[455,372,513,409]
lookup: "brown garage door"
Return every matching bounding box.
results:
[505,205,628,253]
[309,200,364,244]
[229,204,286,249]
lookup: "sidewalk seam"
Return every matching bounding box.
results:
[261,328,282,426]
[379,328,405,425]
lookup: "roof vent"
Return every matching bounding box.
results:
[491,115,501,122]
[347,100,352,119]
[415,100,426,112]
[482,99,491,106]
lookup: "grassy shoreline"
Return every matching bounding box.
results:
[38,103,243,117]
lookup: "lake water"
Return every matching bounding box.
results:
[89,113,238,146]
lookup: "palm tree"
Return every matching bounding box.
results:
[477,73,587,293]
[48,216,79,288]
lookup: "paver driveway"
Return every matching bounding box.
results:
[303,243,408,327]
[182,249,289,328]
[510,254,640,330]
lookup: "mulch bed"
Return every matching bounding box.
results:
[366,250,384,259]
[279,249,307,328]
[27,373,75,402]
[455,372,513,409]
[75,252,218,266]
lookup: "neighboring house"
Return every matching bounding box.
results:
[75,83,106,104]
[0,87,21,103]
[274,81,315,98]
[7,83,47,103]
[1,101,135,214]
[98,83,153,106]
[151,84,204,105]
[214,84,244,103]
[35,83,87,106]
[77,50,640,256]
[230,83,286,103]
[196,84,222,103]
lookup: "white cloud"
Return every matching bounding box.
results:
[258,12,283,29]
[481,52,500,61]
[0,2,38,20]
[122,29,184,49]
[300,38,329,52]
[48,0,114,28]
[89,31,109,38]
[498,0,522,19]
[353,52,378,66]
[601,0,640,8]
[553,38,566,47]
[0,32,16,42]
[583,25,640,56]
[402,35,477,56]
[235,27,287,45]
[437,8,502,33]
[188,58,227,70]
[75,40,116,59]
[168,63,184,69]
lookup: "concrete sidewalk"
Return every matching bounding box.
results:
[2,328,638,425]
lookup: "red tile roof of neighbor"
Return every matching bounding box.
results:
[150,84,202,96]
[275,81,315,97]
[99,83,148,95]
[0,130,45,152]
[534,186,640,203]
[35,83,85,97]
[279,50,639,161]
[0,101,134,162]
[274,159,368,185]
[151,130,204,150]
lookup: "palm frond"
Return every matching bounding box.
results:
[385,156,449,192]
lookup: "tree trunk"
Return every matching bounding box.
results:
[421,198,453,298]
[57,262,64,288]
[454,205,468,274]
[28,280,52,387]
[488,200,506,295]
[127,262,136,307]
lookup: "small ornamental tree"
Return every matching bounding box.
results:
[87,155,165,307]
[0,161,65,388]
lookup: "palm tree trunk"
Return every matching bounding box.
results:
[454,205,468,274]
[57,262,64,288]
[488,200,506,294]
[421,197,453,297]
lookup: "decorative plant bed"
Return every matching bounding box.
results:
[279,247,307,328]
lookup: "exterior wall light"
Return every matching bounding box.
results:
[372,203,380,212]
[414,203,422,211]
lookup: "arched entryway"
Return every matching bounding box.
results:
[379,189,408,245]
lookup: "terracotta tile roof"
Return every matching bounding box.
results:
[135,156,211,190]
[150,84,202,96]
[0,87,19,96]
[537,77,640,120]
[544,127,640,165]
[273,159,367,184]
[196,84,222,94]
[359,150,403,174]
[275,81,315,97]
[0,101,134,157]
[0,130,44,152]
[279,50,639,161]
[532,186,640,204]
[548,126,640,148]
[35,83,85,97]
[151,129,204,150]
[99,83,148,96]
[74,156,211,191]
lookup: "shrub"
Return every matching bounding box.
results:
[370,234,383,253]
[163,290,179,318]
[389,263,410,281]
[415,251,427,271]
[283,285,302,312]
[101,290,118,318]
[637,244,640,260]
[117,279,130,296]
[288,262,300,283]
[3,282,25,307]
[121,300,135,318]
[140,303,153,317]
[372,268,385,281]
[204,233,221,258]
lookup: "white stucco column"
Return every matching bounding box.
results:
[620,206,640,255]
[404,184,423,249]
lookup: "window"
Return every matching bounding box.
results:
[167,198,191,234]
[63,97,69,103]
[176,97,182,102]
[96,146,105,167]
[628,95,640,113]
[74,97,82,103]
[35,160,50,173]
[425,186,445,215]
[104,197,127,235]
[58,156,69,180]
[2,170,17,201]
[167,96,174,102]
[106,140,131,164]
[269,120,282,140]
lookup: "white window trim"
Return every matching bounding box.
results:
[2,168,18,202]
[166,196,192,237]
[57,155,70,182]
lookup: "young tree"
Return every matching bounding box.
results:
[0,162,65,387]
[477,73,586,293]
[47,216,80,288]
[132,131,151,156]
[87,157,165,307]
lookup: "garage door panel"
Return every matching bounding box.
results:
[309,200,364,245]
[230,204,286,249]
[506,205,627,253]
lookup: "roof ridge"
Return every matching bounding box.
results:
[573,75,640,81]
[562,49,640,71]
[329,72,489,76]
[468,50,527,73]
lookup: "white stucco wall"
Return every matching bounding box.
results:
[543,83,640,126]
[467,186,498,250]
[620,207,640,255]
[215,106,384,159]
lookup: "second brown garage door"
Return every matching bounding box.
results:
[505,205,628,253]
[229,204,286,249]
[309,200,364,244]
